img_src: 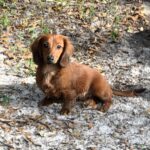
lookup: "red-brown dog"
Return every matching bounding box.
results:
[31,34,145,115]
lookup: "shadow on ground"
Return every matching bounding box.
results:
[0,83,42,107]
[0,81,148,108]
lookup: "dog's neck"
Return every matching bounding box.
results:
[40,64,60,77]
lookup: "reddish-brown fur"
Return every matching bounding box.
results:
[31,34,145,115]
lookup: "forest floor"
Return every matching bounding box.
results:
[0,1,150,150]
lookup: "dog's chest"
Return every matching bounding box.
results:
[37,65,59,93]
[43,71,55,83]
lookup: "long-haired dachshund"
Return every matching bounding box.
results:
[31,34,145,115]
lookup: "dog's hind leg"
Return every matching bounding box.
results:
[92,77,113,112]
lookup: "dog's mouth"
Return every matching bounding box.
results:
[47,54,61,65]
[47,58,59,65]
[47,59,54,64]
[47,55,56,64]
[47,60,58,65]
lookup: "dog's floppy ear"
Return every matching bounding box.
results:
[30,35,44,65]
[59,36,74,67]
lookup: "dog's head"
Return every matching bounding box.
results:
[31,34,74,67]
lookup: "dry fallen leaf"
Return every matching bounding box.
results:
[88,122,94,129]
[3,51,15,60]
[22,51,32,60]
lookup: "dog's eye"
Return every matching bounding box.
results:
[43,41,49,48]
[57,45,62,49]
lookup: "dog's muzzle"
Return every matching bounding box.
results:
[47,55,54,64]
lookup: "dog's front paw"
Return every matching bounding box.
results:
[38,97,52,107]
[97,101,111,112]
[60,108,70,115]
[98,106,108,112]
[38,100,46,107]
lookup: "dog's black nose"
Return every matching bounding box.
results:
[47,55,54,63]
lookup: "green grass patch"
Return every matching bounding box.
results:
[111,28,119,41]
[0,0,5,6]
[42,26,50,34]
[0,95,10,106]
[111,15,121,41]
[26,58,36,76]
[40,18,51,34]
[0,14,10,29]
[78,0,96,21]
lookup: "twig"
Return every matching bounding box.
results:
[0,141,14,149]
[22,134,41,147]
[0,119,12,127]
[29,117,52,131]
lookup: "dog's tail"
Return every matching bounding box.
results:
[112,88,146,97]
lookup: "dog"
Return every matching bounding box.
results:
[31,34,145,115]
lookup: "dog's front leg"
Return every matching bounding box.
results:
[60,91,76,115]
[38,96,55,107]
